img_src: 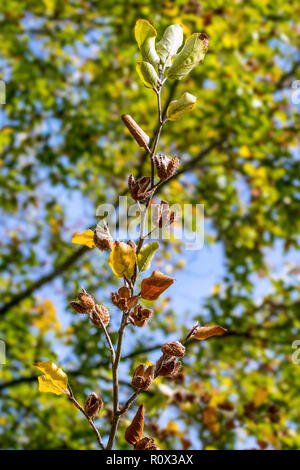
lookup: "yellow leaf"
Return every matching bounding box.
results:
[252,387,268,407]
[32,299,60,333]
[71,229,95,248]
[108,241,137,278]
[34,362,68,395]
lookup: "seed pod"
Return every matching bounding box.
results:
[134,436,158,450]
[129,305,153,327]
[157,356,177,377]
[70,301,88,314]
[152,200,176,228]
[84,392,103,419]
[161,341,185,358]
[128,174,152,201]
[111,292,119,306]
[89,305,110,328]
[93,222,113,251]
[77,292,95,311]
[70,289,95,314]
[121,114,150,150]
[131,364,154,390]
[125,404,144,446]
[154,154,179,181]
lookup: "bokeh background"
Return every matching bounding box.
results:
[0,0,300,450]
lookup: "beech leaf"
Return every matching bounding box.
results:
[167,33,208,80]
[193,325,228,340]
[157,24,183,66]
[108,241,137,278]
[33,361,68,395]
[136,61,160,89]
[125,404,144,446]
[71,229,95,248]
[134,19,159,67]
[141,270,174,300]
[137,241,159,272]
[166,92,197,121]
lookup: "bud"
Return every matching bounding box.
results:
[129,305,153,327]
[152,200,176,228]
[134,436,158,450]
[84,392,103,419]
[131,364,155,390]
[121,114,150,150]
[154,155,179,181]
[94,222,113,251]
[89,305,110,328]
[161,341,185,358]
[70,289,95,314]
[128,174,152,201]
[77,291,95,311]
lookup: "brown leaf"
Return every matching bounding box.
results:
[125,404,144,446]
[193,325,227,340]
[141,270,174,300]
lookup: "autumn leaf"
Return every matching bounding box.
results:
[71,229,95,248]
[108,241,137,278]
[137,241,159,272]
[33,362,68,395]
[193,325,228,340]
[141,270,174,300]
[125,404,144,446]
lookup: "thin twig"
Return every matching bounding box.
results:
[67,385,105,450]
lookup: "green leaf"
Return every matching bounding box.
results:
[157,24,183,67]
[167,33,208,80]
[138,241,159,272]
[136,61,160,89]
[166,92,197,121]
[134,19,159,67]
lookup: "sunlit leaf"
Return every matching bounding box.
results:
[157,24,183,66]
[134,19,159,67]
[71,229,95,248]
[167,33,208,79]
[141,270,174,300]
[137,241,159,272]
[193,325,228,340]
[166,92,197,121]
[33,362,68,395]
[108,241,137,278]
[136,61,160,89]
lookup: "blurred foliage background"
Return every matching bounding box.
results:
[0,0,300,450]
